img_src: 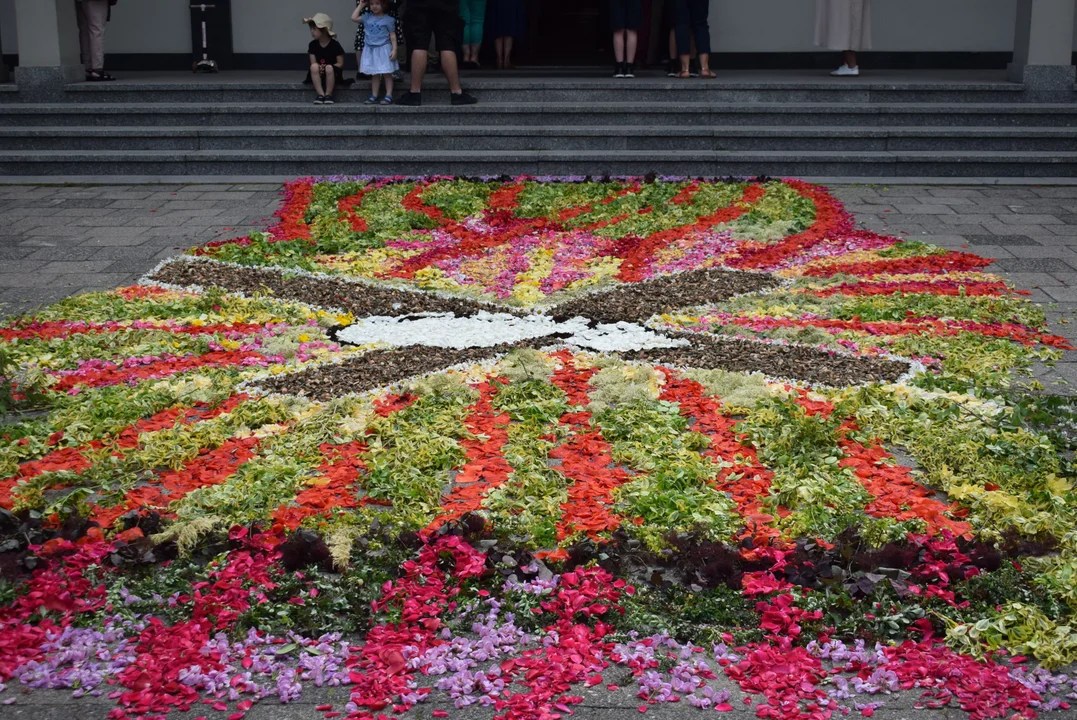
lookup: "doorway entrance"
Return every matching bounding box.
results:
[524,0,609,65]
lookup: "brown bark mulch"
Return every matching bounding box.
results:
[150,258,520,319]
[549,269,781,325]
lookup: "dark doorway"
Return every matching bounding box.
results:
[524,0,609,65]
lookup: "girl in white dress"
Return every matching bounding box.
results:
[354,0,400,103]
[815,0,871,76]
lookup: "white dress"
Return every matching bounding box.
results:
[814,0,872,51]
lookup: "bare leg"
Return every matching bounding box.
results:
[678,54,690,77]
[356,51,363,74]
[410,49,428,92]
[843,50,857,68]
[668,28,676,61]
[625,30,637,64]
[311,64,326,96]
[495,37,504,68]
[384,73,394,96]
[325,69,337,96]
[699,53,714,77]
[440,49,464,94]
[504,37,513,67]
[371,74,382,97]
[613,30,625,63]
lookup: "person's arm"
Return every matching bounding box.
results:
[309,52,320,67]
[351,2,364,22]
[335,45,345,68]
[389,26,398,61]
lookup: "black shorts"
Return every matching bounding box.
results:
[404,0,462,54]
[610,0,642,30]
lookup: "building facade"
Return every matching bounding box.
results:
[2,0,1076,88]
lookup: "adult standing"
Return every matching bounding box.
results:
[673,0,713,78]
[815,0,871,77]
[488,0,525,69]
[76,0,116,81]
[459,0,486,68]
[395,0,477,105]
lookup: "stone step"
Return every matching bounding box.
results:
[2,102,1077,128]
[30,77,1038,105]
[1,148,1075,177]
[2,125,1077,152]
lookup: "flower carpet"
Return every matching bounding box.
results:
[0,176,1076,720]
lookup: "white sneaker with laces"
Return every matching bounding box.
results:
[830,64,860,77]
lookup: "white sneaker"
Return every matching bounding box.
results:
[830,64,860,77]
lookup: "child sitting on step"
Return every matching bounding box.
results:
[353,0,400,103]
[304,13,346,104]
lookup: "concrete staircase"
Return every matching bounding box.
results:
[1,71,1076,177]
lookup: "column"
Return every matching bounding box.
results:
[13,0,83,95]
[1008,0,1076,92]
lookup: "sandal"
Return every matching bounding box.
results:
[700,69,717,79]
[675,70,691,79]
[86,70,116,82]
[380,95,393,104]
[364,95,378,104]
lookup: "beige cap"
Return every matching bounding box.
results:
[303,13,337,37]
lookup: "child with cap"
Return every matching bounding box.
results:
[304,13,346,104]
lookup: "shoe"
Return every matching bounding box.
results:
[323,94,335,104]
[614,62,625,78]
[625,63,635,78]
[666,59,677,77]
[364,95,378,104]
[830,64,860,76]
[396,91,422,106]
[450,90,478,105]
[380,95,393,104]
[313,95,325,104]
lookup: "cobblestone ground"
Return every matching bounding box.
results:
[0,182,1075,718]
[0,182,1073,391]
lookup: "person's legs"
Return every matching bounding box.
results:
[439,50,463,93]
[404,0,433,93]
[625,29,637,63]
[504,36,513,66]
[84,0,109,72]
[495,37,504,67]
[673,0,691,76]
[612,30,625,63]
[384,72,394,96]
[689,0,712,76]
[325,68,337,96]
[371,73,382,97]
[843,50,857,68]
[76,2,91,69]
[431,0,467,93]
[410,49,428,91]
[311,64,327,96]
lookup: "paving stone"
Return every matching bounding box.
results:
[950,244,1014,258]
[925,188,985,198]
[1005,272,1065,287]
[960,234,1041,246]
[938,214,998,225]
[39,260,115,274]
[994,214,1064,225]
[990,258,1077,273]
[0,273,61,288]
[889,203,955,214]
[1004,245,1077,259]
[78,235,151,247]
[1044,286,1077,303]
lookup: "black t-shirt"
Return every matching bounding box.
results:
[308,38,345,65]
